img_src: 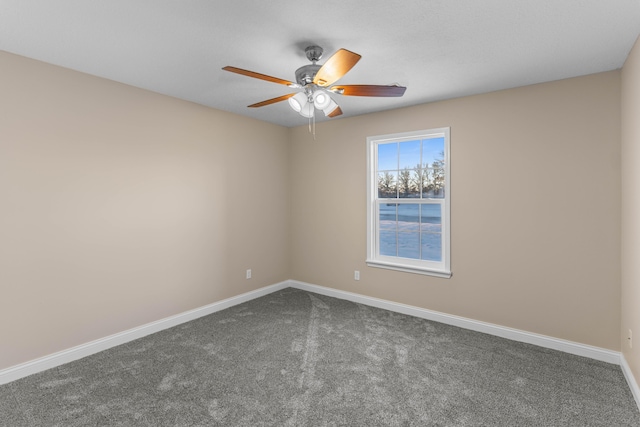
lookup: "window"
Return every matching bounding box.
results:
[366,128,451,278]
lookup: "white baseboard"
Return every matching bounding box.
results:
[0,281,289,385]
[621,354,640,412]
[288,280,622,365]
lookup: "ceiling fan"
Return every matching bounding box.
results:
[222,45,406,119]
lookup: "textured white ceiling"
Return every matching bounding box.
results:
[1,0,639,127]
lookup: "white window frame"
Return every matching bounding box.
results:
[366,127,451,278]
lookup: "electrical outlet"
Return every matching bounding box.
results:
[246,269,252,279]
[629,329,633,349]
[354,270,360,281]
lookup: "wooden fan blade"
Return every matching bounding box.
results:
[327,106,343,118]
[313,49,361,87]
[331,84,406,97]
[248,93,296,108]
[223,66,296,87]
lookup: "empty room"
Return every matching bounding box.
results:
[1,1,640,425]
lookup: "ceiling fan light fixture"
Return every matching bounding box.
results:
[322,99,338,116]
[313,91,332,110]
[299,101,314,118]
[288,92,308,112]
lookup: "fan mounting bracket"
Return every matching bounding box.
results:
[305,45,323,63]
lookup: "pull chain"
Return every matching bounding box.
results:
[308,109,317,140]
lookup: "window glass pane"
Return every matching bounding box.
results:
[379,203,397,230]
[416,169,428,198]
[420,204,442,233]
[421,204,442,261]
[424,168,445,198]
[378,171,397,198]
[422,137,445,168]
[398,168,420,198]
[398,232,420,259]
[399,140,421,170]
[398,204,420,231]
[421,233,442,261]
[424,137,445,199]
[380,230,397,256]
[378,143,398,171]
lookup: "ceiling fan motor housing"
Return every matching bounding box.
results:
[295,64,321,86]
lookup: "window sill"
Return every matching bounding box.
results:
[366,259,452,278]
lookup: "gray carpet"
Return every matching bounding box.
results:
[1,288,639,426]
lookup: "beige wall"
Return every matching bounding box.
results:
[0,51,291,370]
[0,47,629,374]
[290,71,621,350]
[622,36,640,385]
